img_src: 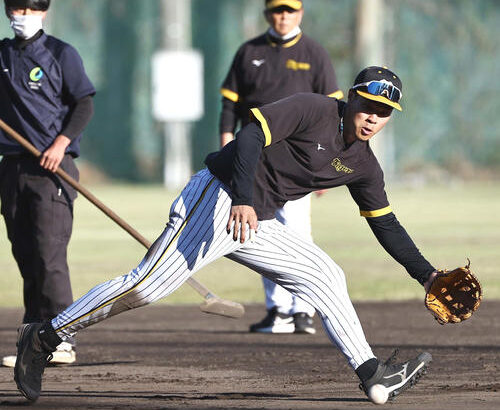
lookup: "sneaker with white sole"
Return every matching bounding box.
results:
[2,354,17,368]
[249,307,294,333]
[3,341,76,368]
[293,312,316,334]
[360,350,432,404]
[50,341,76,365]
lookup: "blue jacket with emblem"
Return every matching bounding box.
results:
[0,31,95,157]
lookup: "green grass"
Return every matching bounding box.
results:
[0,181,498,307]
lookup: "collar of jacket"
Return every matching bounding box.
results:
[14,29,44,50]
[266,28,302,48]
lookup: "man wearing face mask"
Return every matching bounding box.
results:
[219,0,343,335]
[0,0,95,367]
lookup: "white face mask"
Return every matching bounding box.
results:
[10,14,43,40]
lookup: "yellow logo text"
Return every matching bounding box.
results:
[331,158,354,174]
[286,59,311,71]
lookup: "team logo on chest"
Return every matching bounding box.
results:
[286,59,311,71]
[331,158,354,174]
[28,66,44,90]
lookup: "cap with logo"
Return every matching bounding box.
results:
[352,66,403,111]
[265,0,303,11]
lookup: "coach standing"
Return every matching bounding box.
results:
[219,0,343,334]
[0,0,95,366]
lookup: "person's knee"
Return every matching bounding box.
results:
[118,269,161,308]
[308,264,348,299]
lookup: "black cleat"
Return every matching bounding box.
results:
[293,312,316,334]
[360,350,432,404]
[249,307,294,333]
[14,323,53,402]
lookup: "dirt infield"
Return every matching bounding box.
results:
[0,301,498,409]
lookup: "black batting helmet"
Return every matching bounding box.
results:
[4,0,50,11]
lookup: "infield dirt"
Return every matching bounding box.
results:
[0,301,498,409]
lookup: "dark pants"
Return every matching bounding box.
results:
[0,154,78,324]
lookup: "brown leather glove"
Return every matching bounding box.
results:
[425,260,482,324]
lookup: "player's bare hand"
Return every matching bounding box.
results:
[227,205,258,243]
[40,134,71,172]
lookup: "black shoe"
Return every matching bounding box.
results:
[293,313,316,334]
[360,350,432,404]
[14,323,54,402]
[249,307,294,333]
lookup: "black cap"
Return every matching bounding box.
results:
[4,0,50,11]
[352,66,403,111]
[265,0,303,11]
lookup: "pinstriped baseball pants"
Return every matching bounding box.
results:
[51,168,375,369]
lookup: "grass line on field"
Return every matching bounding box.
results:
[0,181,498,307]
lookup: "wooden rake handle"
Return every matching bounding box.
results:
[0,119,245,318]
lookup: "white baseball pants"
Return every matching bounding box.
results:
[51,169,375,369]
[262,194,316,316]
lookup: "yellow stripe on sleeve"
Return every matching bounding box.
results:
[360,206,392,218]
[250,108,272,147]
[220,88,239,102]
[327,90,344,100]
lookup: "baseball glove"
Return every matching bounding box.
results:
[425,259,482,325]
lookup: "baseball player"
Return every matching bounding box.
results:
[14,66,438,405]
[0,0,95,366]
[220,0,344,334]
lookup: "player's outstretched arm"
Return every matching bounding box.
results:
[367,213,483,324]
[365,212,435,286]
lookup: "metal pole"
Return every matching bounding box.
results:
[355,0,395,178]
[160,0,192,189]
[355,0,384,69]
